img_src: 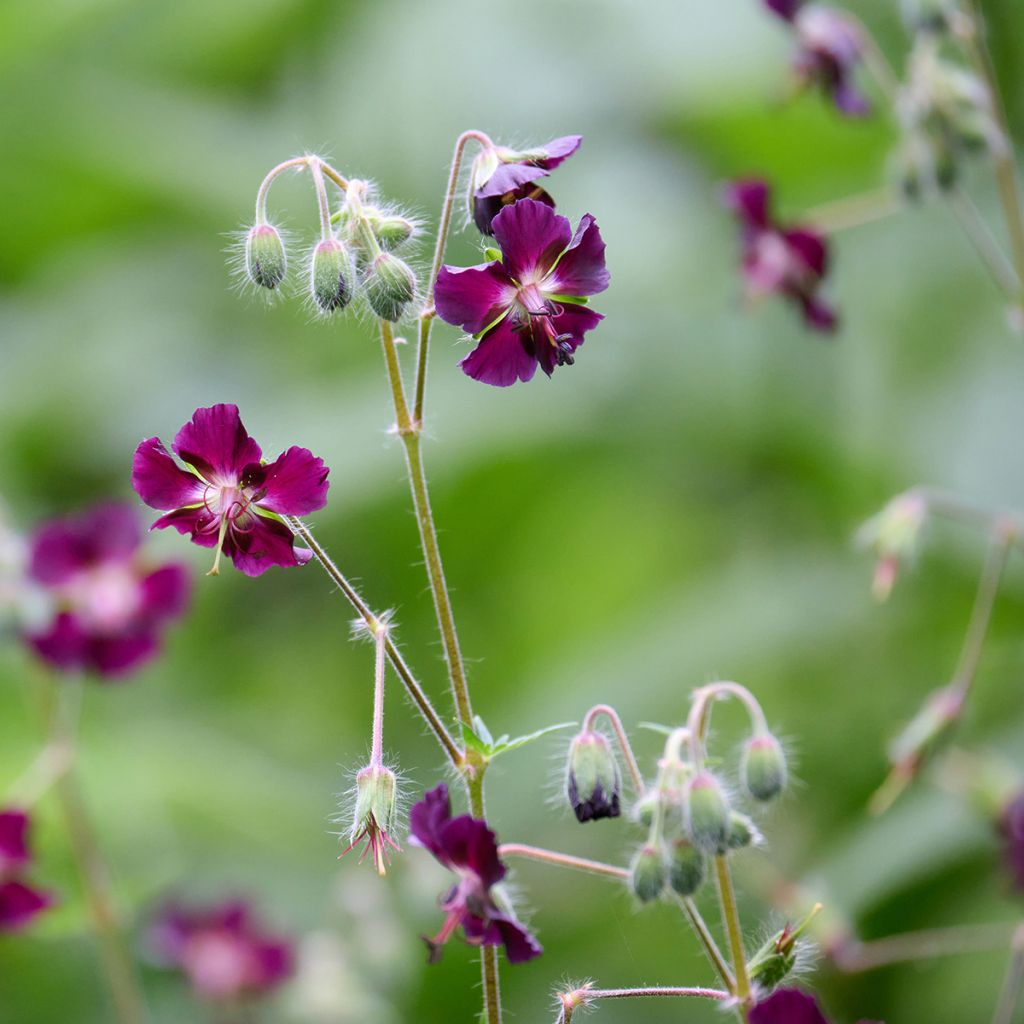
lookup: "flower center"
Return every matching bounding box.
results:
[201,481,264,576]
[511,284,576,365]
[66,562,142,634]
[182,931,252,999]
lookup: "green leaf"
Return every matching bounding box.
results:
[638,721,674,735]
[460,718,576,761]
[487,721,576,758]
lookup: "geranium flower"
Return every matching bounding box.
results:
[132,404,329,578]
[0,808,53,931]
[409,783,542,964]
[724,179,837,332]
[468,135,581,235]
[763,1,869,116]
[148,900,293,1001]
[751,988,881,1024]
[999,790,1024,890]
[435,198,609,386]
[24,503,189,678]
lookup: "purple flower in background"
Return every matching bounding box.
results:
[409,784,542,965]
[468,135,581,235]
[999,790,1024,890]
[762,1,869,117]
[724,179,837,332]
[751,988,882,1024]
[24,503,189,678]
[132,404,329,578]
[148,900,294,1001]
[435,198,609,386]
[0,809,53,932]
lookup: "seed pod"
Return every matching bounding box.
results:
[742,734,788,802]
[365,253,415,322]
[310,238,353,313]
[352,764,397,839]
[245,223,287,290]
[629,843,666,903]
[685,772,731,855]
[668,839,705,896]
[566,729,621,823]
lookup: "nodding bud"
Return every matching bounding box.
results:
[742,734,788,802]
[246,224,287,290]
[629,843,666,903]
[310,238,353,313]
[668,839,705,896]
[369,213,415,251]
[727,812,759,850]
[685,772,731,855]
[345,764,400,875]
[633,790,658,829]
[365,253,415,322]
[857,491,927,600]
[566,729,621,823]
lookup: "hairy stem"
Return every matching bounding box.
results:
[714,855,751,1018]
[468,771,501,1024]
[284,515,460,766]
[581,704,644,794]
[672,894,737,994]
[804,187,903,233]
[498,844,628,880]
[369,621,387,766]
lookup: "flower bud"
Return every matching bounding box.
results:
[742,733,787,802]
[901,0,963,34]
[629,843,666,903]
[857,491,928,600]
[365,253,415,322]
[727,812,759,850]
[747,932,798,991]
[633,790,658,829]
[668,838,705,896]
[368,213,415,251]
[352,764,397,837]
[566,730,621,823]
[685,772,731,855]
[245,224,287,290]
[310,238,354,313]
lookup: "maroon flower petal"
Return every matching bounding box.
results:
[29,504,141,584]
[437,816,506,889]
[751,990,830,1024]
[245,446,330,517]
[435,263,516,334]
[226,514,310,578]
[491,199,573,283]
[833,78,870,117]
[536,134,582,168]
[479,161,552,200]
[547,214,610,297]
[173,405,262,484]
[0,879,53,931]
[132,437,207,512]
[409,784,454,865]
[491,914,543,964]
[784,228,829,278]
[725,179,773,231]
[88,632,160,678]
[460,318,540,387]
[799,294,838,332]
[152,506,220,547]
[140,564,191,622]
[26,613,89,671]
[250,938,294,990]
[0,810,31,874]
[763,0,801,20]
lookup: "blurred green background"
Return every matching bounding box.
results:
[2,0,1024,1020]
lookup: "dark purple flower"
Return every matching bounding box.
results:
[762,1,869,117]
[435,198,609,387]
[0,808,53,932]
[23,503,189,678]
[469,135,581,235]
[724,179,837,332]
[148,900,294,1001]
[999,790,1024,890]
[409,784,542,965]
[132,404,329,578]
[751,989,881,1024]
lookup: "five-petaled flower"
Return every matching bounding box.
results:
[409,783,542,964]
[468,135,582,235]
[148,899,294,1001]
[0,808,54,932]
[435,198,609,386]
[724,178,837,332]
[762,1,869,117]
[24,503,189,678]
[132,404,329,578]
[751,988,882,1024]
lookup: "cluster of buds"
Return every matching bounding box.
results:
[856,490,928,601]
[901,0,969,36]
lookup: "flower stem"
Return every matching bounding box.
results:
[309,159,334,240]
[687,681,768,768]
[497,844,628,881]
[947,187,1021,297]
[672,894,737,994]
[37,676,148,1024]
[369,620,388,766]
[804,187,904,234]
[254,156,311,224]
[992,923,1024,1024]
[284,515,460,766]
[468,770,501,1024]
[713,854,751,1019]
[581,704,644,794]
[413,129,493,424]
[378,318,473,729]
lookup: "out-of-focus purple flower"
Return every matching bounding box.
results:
[435,198,609,386]
[0,808,53,932]
[468,135,581,235]
[999,790,1024,890]
[148,900,294,1001]
[132,404,329,578]
[751,988,882,1024]
[724,179,837,332]
[23,503,189,678]
[409,783,542,965]
[762,1,869,117]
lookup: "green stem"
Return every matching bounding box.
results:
[581,704,644,794]
[498,843,628,881]
[468,771,502,1024]
[713,855,751,1020]
[672,894,737,994]
[992,924,1024,1024]
[948,187,1021,297]
[804,187,903,234]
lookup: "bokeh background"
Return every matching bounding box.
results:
[2,0,1024,1020]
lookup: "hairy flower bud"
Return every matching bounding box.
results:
[668,838,705,896]
[566,729,621,822]
[365,253,415,321]
[629,843,666,903]
[245,224,287,290]
[747,905,821,992]
[369,213,415,251]
[727,812,759,850]
[343,764,400,876]
[310,238,353,313]
[686,772,731,855]
[742,733,788,802]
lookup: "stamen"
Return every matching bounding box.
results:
[206,514,230,577]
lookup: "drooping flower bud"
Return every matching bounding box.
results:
[365,253,416,322]
[727,812,760,850]
[633,790,659,829]
[310,238,353,313]
[856,491,928,600]
[369,213,416,251]
[245,224,287,290]
[742,733,788,802]
[685,772,731,855]
[629,843,666,903]
[342,764,400,876]
[668,838,705,896]
[566,729,621,823]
